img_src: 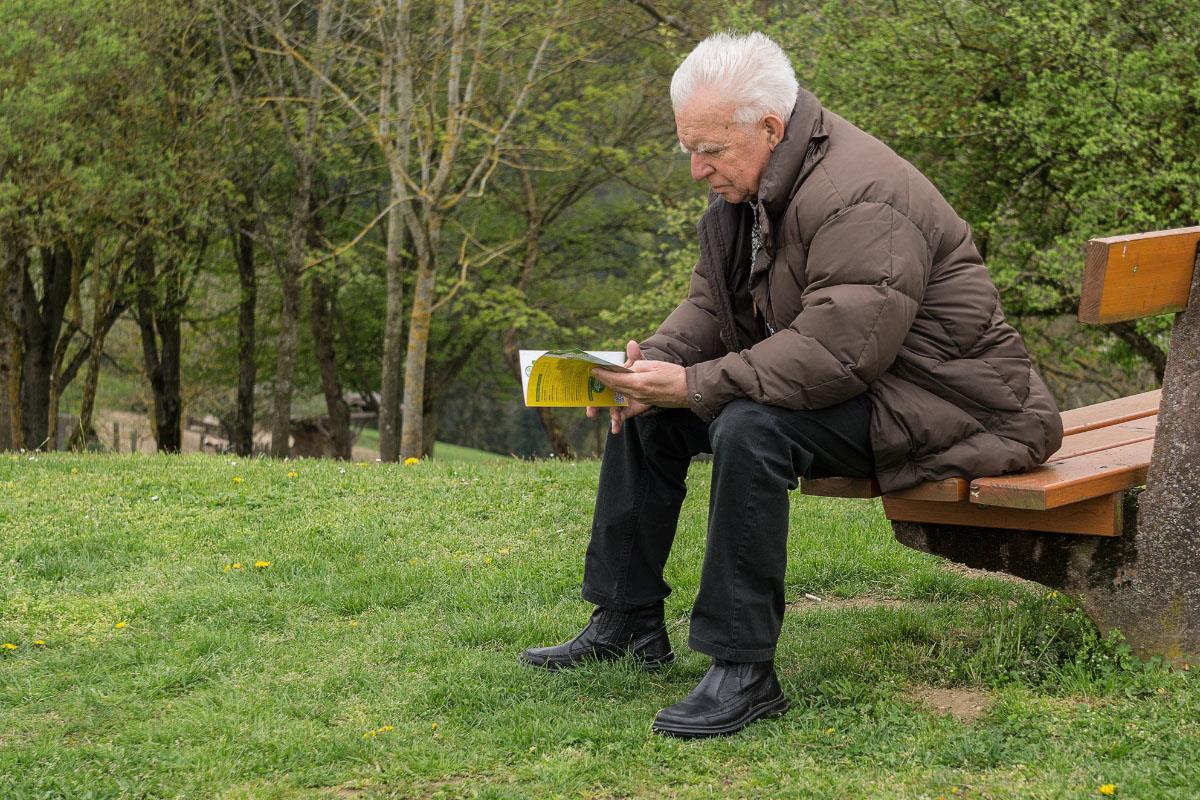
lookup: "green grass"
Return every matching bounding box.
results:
[351,428,506,463]
[1,453,1196,798]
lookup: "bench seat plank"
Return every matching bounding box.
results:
[1048,415,1156,461]
[883,492,1122,537]
[800,476,968,501]
[969,438,1153,510]
[1060,389,1159,436]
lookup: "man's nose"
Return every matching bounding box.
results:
[690,152,713,181]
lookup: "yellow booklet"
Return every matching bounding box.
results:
[519,349,631,407]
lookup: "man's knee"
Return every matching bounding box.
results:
[708,400,778,454]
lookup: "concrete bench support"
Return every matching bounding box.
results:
[894,244,1200,664]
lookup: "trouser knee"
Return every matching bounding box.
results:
[708,400,779,455]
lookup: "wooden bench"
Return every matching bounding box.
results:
[803,226,1200,662]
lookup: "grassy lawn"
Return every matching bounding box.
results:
[352,428,506,464]
[1,453,1196,799]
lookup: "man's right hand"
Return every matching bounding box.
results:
[586,340,652,435]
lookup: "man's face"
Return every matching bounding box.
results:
[675,94,780,204]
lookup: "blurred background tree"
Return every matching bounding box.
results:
[1,0,1195,458]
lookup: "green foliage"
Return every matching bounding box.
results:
[599,194,709,347]
[769,0,1200,389]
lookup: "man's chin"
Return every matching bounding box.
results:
[713,187,747,203]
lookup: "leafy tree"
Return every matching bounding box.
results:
[769,0,1200,395]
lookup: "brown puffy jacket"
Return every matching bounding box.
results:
[641,88,1063,492]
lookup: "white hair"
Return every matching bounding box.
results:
[670,32,799,124]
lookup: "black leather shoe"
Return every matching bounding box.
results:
[651,659,789,738]
[519,604,674,670]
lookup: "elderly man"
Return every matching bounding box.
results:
[520,32,1061,738]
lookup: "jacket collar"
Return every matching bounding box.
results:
[755,87,827,224]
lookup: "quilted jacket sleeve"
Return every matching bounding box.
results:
[639,259,726,367]
[685,202,930,420]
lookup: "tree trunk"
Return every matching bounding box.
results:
[500,343,574,459]
[71,329,106,453]
[233,212,257,457]
[270,263,301,458]
[500,202,575,459]
[19,245,75,449]
[70,257,126,452]
[155,289,183,453]
[133,239,184,453]
[379,191,406,462]
[0,235,24,449]
[310,271,351,459]
[270,163,312,458]
[400,255,436,459]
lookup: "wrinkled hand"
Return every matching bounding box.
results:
[586,340,652,435]
[586,340,688,435]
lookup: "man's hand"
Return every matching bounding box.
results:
[585,340,652,435]
[586,340,688,435]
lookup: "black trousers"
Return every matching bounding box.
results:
[581,396,874,662]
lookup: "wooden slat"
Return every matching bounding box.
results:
[1050,415,1156,461]
[802,476,968,502]
[1079,226,1200,324]
[883,493,1122,537]
[1060,390,1160,436]
[969,439,1153,510]
[804,395,1158,505]
[801,477,880,498]
[887,478,969,502]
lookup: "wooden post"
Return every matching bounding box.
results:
[130,430,139,453]
[112,421,121,453]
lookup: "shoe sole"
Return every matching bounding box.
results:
[519,650,675,672]
[650,693,790,738]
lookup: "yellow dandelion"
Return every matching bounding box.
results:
[254,560,271,569]
[34,640,46,647]
[498,548,510,556]
[349,620,359,628]
[381,725,393,732]
[431,722,438,731]
[115,621,127,629]
[287,470,298,478]
[2,642,16,650]
[232,476,243,485]
[825,727,835,734]
[404,457,419,466]
[408,557,419,565]
[232,563,243,570]
[1098,786,1116,797]
[484,556,494,565]
[950,789,959,796]
[363,730,376,738]
[71,467,79,475]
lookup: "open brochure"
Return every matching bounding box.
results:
[519,349,631,407]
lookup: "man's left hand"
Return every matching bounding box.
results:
[592,359,688,409]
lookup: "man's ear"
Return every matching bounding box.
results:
[762,114,786,150]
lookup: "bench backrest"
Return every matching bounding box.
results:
[1079,226,1200,324]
